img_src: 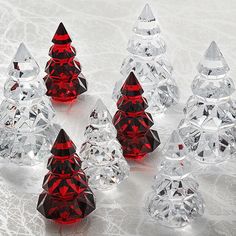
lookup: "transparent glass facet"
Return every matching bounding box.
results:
[184,96,236,130]
[0,97,55,132]
[192,75,235,100]
[0,123,60,165]
[178,120,236,163]
[127,34,166,57]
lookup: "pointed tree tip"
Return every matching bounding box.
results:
[13,42,33,62]
[126,71,138,82]
[197,40,229,76]
[52,22,72,44]
[55,129,70,142]
[19,42,26,47]
[139,3,155,21]
[121,71,144,96]
[96,98,103,103]
[51,129,77,156]
[210,40,217,45]
[130,71,135,76]
[128,71,139,81]
[208,40,219,49]
[56,22,67,32]
[95,98,103,106]
[204,40,224,60]
[58,128,66,135]
[17,42,28,51]
[94,98,107,111]
[54,129,74,147]
[57,22,66,30]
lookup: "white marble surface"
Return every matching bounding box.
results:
[0,0,236,235]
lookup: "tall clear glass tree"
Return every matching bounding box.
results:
[0,43,59,165]
[179,41,236,164]
[113,4,179,114]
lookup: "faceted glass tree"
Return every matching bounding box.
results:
[146,130,205,228]
[178,41,236,164]
[113,4,179,114]
[80,99,130,190]
[44,22,87,102]
[0,43,59,165]
[37,129,96,224]
[113,71,160,159]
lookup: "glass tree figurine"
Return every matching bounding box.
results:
[80,99,130,190]
[113,4,179,114]
[113,72,160,159]
[44,22,87,102]
[178,41,236,164]
[37,129,96,224]
[146,130,205,228]
[0,43,59,165]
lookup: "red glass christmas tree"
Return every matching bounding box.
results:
[44,23,87,102]
[113,72,160,159]
[37,129,96,224]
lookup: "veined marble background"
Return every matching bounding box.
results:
[0,0,236,235]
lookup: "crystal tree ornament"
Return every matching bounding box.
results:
[0,43,59,165]
[113,4,179,114]
[178,41,236,164]
[44,22,87,102]
[146,130,205,228]
[37,129,96,224]
[113,71,160,159]
[80,99,129,190]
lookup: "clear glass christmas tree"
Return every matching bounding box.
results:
[0,43,60,165]
[80,99,130,190]
[146,130,205,228]
[178,41,236,164]
[113,4,179,114]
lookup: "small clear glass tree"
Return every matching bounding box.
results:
[146,130,205,228]
[80,99,130,190]
[178,41,236,164]
[0,43,59,165]
[113,4,179,114]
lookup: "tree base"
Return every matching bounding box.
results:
[52,96,77,103]
[54,218,81,225]
[124,154,146,160]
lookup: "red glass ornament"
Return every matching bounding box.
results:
[44,23,87,102]
[113,72,160,159]
[37,129,96,224]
